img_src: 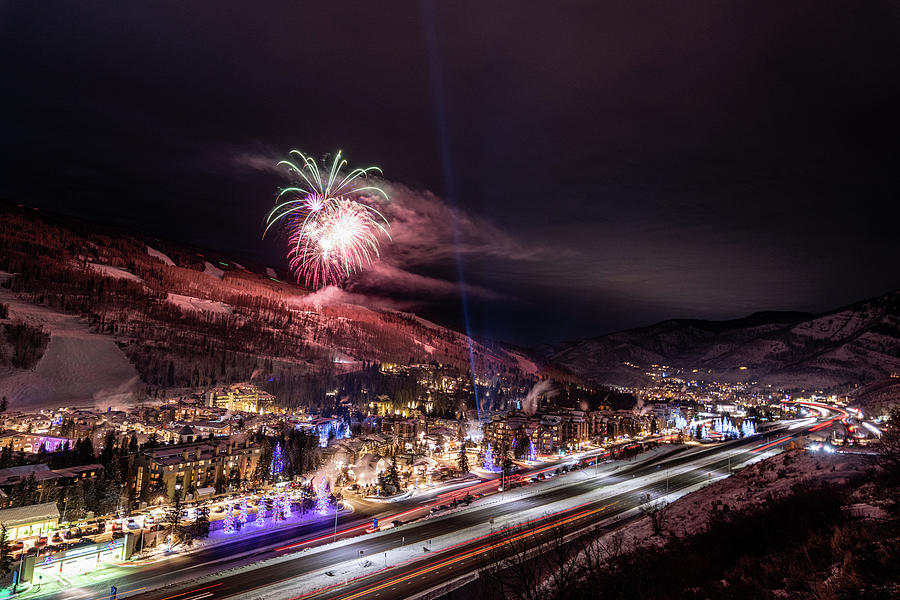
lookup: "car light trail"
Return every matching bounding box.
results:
[287,501,605,600]
[332,502,616,600]
[751,436,793,453]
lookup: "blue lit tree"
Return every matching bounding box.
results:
[527,439,537,462]
[270,442,284,480]
[482,443,500,471]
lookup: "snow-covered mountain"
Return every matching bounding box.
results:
[551,294,900,391]
[0,202,541,408]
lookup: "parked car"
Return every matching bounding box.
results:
[34,536,48,547]
[112,521,123,532]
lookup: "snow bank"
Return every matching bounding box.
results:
[146,246,175,266]
[203,261,225,279]
[595,448,877,550]
[167,293,233,315]
[88,263,143,282]
[0,290,141,410]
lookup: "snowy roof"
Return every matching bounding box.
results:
[0,501,60,527]
[0,464,61,486]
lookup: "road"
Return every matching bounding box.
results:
[29,409,839,600]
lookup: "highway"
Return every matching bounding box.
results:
[30,409,840,600]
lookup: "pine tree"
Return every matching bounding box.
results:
[457,447,469,472]
[0,525,13,577]
[64,480,87,522]
[194,509,210,538]
[388,456,401,489]
[0,443,12,469]
[167,489,184,542]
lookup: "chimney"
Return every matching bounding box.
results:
[182,448,189,462]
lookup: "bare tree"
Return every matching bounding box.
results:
[639,492,670,536]
[877,408,900,475]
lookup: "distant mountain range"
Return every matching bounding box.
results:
[550,293,900,395]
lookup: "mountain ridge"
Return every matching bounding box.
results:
[0,201,547,409]
[551,291,900,393]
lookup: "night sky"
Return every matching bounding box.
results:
[2,2,899,345]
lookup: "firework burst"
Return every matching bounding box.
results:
[264,150,390,288]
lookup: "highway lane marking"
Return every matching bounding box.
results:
[85,587,147,600]
[153,583,223,600]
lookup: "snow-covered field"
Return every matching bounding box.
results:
[203,261,225,279]
[167,293,233,315]
[88,263,143,282]
[0,289,141,410]
[146,246,175,266]
[592,447,878,550]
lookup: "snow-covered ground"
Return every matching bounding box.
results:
[0,289,141,410]
[591,447,878,551]
[146,246,175,266]
[167,293,233,315]
[88,263,143,282]
[203,261,225,279]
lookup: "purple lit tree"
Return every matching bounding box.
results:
[239,497,248,525]
[281,487,291,519]
[255,497,265,526]
[223,501,235,534]
[315,478,330,514]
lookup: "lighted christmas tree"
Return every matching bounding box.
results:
[270,442,284,479]
[223,501,235,534]
[741,419,756,437]
[527,439,537,462]
[315,478,330,514]
[272,492,283,521]
[239,497,248,524]
[281,487,291,519]
[481,443,500,471]
[255,497,265,526]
